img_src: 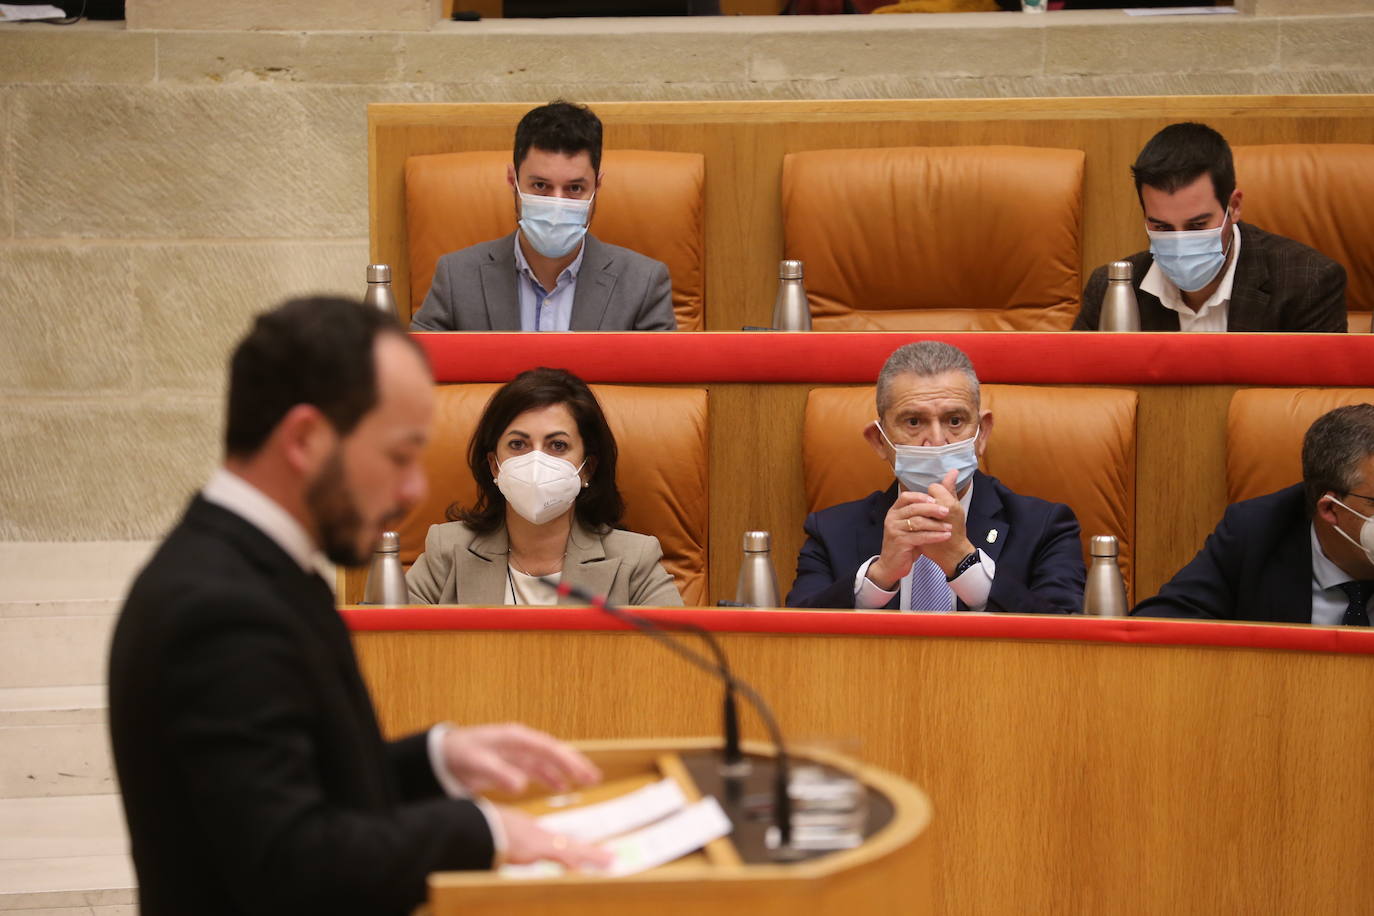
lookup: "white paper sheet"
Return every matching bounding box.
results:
[536,778,687,843]
[1124,6,1239,15]
[0,4,67,19]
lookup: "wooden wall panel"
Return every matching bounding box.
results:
[354,625,1374,916]
[370,97,1374,331]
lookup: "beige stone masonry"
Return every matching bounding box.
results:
[157,31,406,85]
[1045,17,1279,77]
[126,0,434,32]
[1279,15,1374,71]
[0,25,154,85]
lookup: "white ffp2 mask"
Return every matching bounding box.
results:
[496,451,586,525]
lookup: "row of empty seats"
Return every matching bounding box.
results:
[394,382,1374,607]
[405,144,1374,333]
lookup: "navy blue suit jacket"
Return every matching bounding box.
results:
[1132,484,1313,623]
[786,471,1085,614]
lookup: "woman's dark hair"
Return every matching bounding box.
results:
[451,367,624,534]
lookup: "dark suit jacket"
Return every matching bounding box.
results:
[1132,484,1313,623]
[108,497,493,916]
[410,231,676,331]
[785,472,1085,614]
[1073,222,1346,332]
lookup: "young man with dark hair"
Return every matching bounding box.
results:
[1074,121,1347,332]
[109,297,608,916]
[411,100,676,332]
[1134,403,1374,624]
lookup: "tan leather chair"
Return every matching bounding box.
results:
[802,384,1137,600]
[781,146,1084,331]
[405,149,706,330]
[1233,144,1374,333]
[1226,388,1374,504]
[396,383,709,606]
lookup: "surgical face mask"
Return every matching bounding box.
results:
[1325,495,1374,566]
[874,421,980,494]
[1146,208,1232,292]
[496,451,586,526]
[517,190,593,259]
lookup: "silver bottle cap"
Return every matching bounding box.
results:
[367,264,392,283]
[377,531,400,553]
[742,530,772,552]
[1089,535,1119,557]
[778,260,804,280]
[1107,261,1132,282]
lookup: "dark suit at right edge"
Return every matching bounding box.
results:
[1073,222,1347,332]
[1132,483,1313,624]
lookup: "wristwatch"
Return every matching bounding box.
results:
[946,551,980,582]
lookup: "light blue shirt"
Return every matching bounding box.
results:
[1309,523,1374,626]
[514,234,585,332]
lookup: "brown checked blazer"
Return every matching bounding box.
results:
[1074,222,1347,332]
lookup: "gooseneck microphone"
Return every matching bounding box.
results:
[547,579,793,850]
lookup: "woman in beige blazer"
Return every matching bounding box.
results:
[406,368,682,607]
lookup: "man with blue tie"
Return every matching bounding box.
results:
[786,341,1085,614]
[1134,404,1374,625]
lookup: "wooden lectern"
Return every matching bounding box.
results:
[423,738,934,916]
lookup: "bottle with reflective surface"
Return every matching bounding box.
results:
[1098,260,1140,332]
[735,531,781,608]
[771,260,811,331]
[1083,535,1128,617]
[364,264,399,318]
[362,531,407,605]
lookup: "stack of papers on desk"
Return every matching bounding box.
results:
[501,778,733,879]
[0,4,67,19]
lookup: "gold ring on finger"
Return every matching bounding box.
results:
[906,518,914,533]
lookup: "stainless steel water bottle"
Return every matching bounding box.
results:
[1098,260,1140,332]
[1083,535,1128,617]
[735,531,781,608]
[362,531,407,605]
[364,264,399,318]
[771,260,811,331]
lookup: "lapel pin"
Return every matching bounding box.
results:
[986,530,998,544]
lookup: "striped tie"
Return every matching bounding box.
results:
[906,554,955,613]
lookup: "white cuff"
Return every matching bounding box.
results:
[428,723,507,863]
[949,550,996,612]
[854,556,900,610]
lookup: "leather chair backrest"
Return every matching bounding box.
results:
[1233,144,1374,333]
[397,383,709,605]
[802,384,1137,600]
[781,146,1084,331]
[405,149,706,330]
[1226,388,1374,504]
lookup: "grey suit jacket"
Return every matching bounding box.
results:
[406,520,684,607]
[410,232,676,332]
[1073,222,1347,332]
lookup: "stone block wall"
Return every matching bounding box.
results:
[1,10,1372,540]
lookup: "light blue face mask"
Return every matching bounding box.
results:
[874,421,980,494]
[1146,209,1232,292]
[518,190,594,259]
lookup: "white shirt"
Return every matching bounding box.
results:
[853,482,996,612]
[505,567,560,606]
[1140,223,1241,333]
[201,468,506,857]
[1309,524,1374,626]
[514,234,585,332]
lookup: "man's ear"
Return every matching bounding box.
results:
[976,410,993,459]
[1315,493,1342,528]
[276,404,336,478]
[506,162,518,189]
[863,420,889,463]
[1228,188,1243,223]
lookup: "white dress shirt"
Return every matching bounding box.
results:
[853,482,996,612]
[202,468,505,856]
[1140,223,1241,333]
[514,234,586,332]
[1309,524,1374,626]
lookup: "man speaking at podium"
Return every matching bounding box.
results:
[108,297,608,916]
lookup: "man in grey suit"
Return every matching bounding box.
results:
[411,101,676,332]
[1074,122,1347,333]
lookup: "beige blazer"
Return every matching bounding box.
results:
[406,521,684,608]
